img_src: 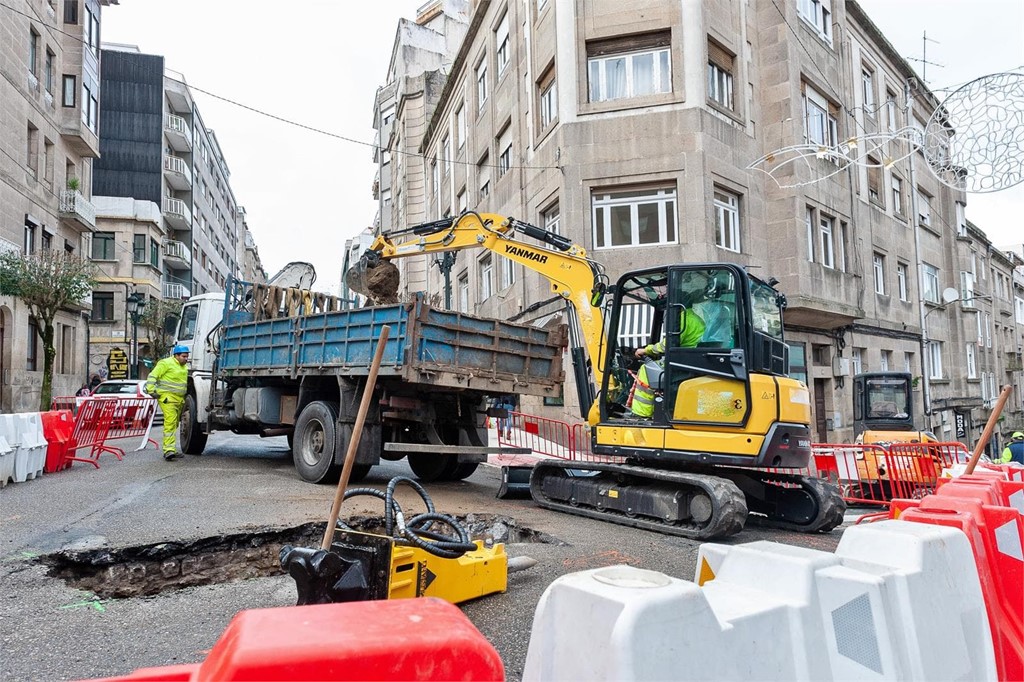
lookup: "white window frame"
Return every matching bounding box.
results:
[923,263,940,304]
[540,79,557,129]
[592,186,678,250]
[457,273,470,313]
[852,348,863,375]
[880,350,891,372]
[543,204,560,234]
[480,255,494,300]
[805,207,815,263]
[904,352,913,373]
[803,83,838,148]
[917,188,931,226]
[457,189,466,215]
[966,343,977,379]
[819,215,835,269]
[713,189,741,253]
[960,271,975,308]
[476,59,488,110]
[495,12,510,75]
[797,0,833,43]
[442,136,451,177]
[861,66,875,110]
[873,253,885,294]
[897,262,908,301]
[885,90,898,130]
[985,312,992,348]
[497,127,512,178]
[928,341,943,380]
[955,201,967,236]
[455,105,466,150]
[892,175,904,216]
[707,61,733,110]
[500,255,515,290]
[588,46,671,103]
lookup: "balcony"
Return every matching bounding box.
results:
[58,190,97,232]
[165,114,192,152]
[163,197,192,231]
[163,155,192,190]
[163,283,191,300]
[163,240,192,270]
[60,107,100,158]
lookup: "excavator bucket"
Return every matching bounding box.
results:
[345,251,401,305]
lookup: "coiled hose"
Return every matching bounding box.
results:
[338,476,478,559]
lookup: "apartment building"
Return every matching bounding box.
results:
[375,0,1015,443]
[238,208,267,285]
[90,46,245,379]
[0,0,117,411]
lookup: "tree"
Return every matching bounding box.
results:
[139,297,183,364]
[0,249,95,411]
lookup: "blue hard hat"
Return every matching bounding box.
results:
[172,344,190,355]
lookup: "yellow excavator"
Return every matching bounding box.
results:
[348,212,845,539]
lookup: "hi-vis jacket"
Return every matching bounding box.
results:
[145,356,188,403]
[632,309,706,418]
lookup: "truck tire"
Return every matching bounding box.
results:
[293,401,342,484]
[449,462,479,480]
[348,463,371,483]
[180,394,208,455]
[407,453,459,482]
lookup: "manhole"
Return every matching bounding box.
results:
[41,515,561,599]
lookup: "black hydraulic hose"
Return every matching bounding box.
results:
[338,476,477,559]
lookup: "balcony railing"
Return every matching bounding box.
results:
[162,197,192,230]
[163,155,192,190]
[58,189,96,232]
[163,240,191,269]
[165,114,192,151]
[163,283,191,300]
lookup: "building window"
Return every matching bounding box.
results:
[457,272,469,313]
[916,187,931,226]
[495,12,510,75]
[985,312,992,348]
[23,219,36,255]
[797,0,832,43]
[91,292,114,322]
[885,89,898,130]
[480,255,493,300]
[133,234,146,263]
[500,254,515,290]
[538,66,557,130]
[861,65,875,111]
[543,203,560,234]
[442,136,451,177]
[477,153,490,201]
[805,207,815,263]
[897,262,909,301]
[928,340,943,380]
[707,41,734,111]
[476,58,488,110]
[64,0,78,23]
[880,350,891,372]
[904,352,913,373]
[819,214,835,268]
[802,82,838,148]
[456,188,466,214]
[955,201,967,236]
[892,175,904,217]
[497,125,512,178]
[41,229,52,251]
[788,342,808,385]
[592,186,677,249]
[29,29,39,78]
[85,5,99,54]
[62,74,76,107]
[45,49,54,93]
[430,158,439,212]
[27,318,39,371]
[866,157,882,205]
[713,189,741,252]
[92,231,115,260]
[851,348,863,375]
[150,237,159,267]
[455,105,466,150]
[966,343,977,379]
[922,263,940,303]
[960,271,975,308]
[873,253,885,294]
[587,33,671,103]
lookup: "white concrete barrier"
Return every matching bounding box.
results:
[10,412,45,483]
[0,434,13,487]
[523,520,996,681]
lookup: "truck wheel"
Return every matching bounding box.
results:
[407,453,459,482]
[293,401,342,484]
[348,463,371,483]
[449,462,479,481]
[180,394,208,455]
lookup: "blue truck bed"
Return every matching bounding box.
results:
[217,294,566,396]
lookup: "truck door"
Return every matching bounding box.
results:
[662,265,751,427]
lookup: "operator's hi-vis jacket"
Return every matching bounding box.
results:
[631,309,706,418]
[144,356,188,404]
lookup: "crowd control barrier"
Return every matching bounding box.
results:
[87,598,503,681]
[0,432,13,487]
[61,397,156,469]
[524,520,996,681]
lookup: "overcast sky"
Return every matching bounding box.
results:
[101,1,1023,292]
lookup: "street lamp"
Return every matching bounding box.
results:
[433,252,457,310]
[126,292,146,380]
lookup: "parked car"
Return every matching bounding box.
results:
[91,380,162,426]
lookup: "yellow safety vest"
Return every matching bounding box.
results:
[145,356,188,400]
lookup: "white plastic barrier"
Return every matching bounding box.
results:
[523,521,997,681]
[9,412,46,483]
[0,434,13,487]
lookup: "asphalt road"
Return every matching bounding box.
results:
[0,432,850,681]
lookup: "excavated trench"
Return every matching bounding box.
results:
[41,515,563,599]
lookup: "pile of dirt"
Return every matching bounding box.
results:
[347,260,400,305]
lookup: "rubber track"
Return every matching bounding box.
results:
[529,460,748,540]
[735,469,847,533]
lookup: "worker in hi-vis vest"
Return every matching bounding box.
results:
[1002,432,1024,465]
[145,344,190,460]
[630,308,706,418]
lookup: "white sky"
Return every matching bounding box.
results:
[101,1,1024,292]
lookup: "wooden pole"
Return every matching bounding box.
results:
[964,384,1013,475]
[321,325,390,550]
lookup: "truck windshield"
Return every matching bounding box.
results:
[178,304,198,341]
[865,377,910,419]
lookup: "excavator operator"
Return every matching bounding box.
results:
[630,306,705,418]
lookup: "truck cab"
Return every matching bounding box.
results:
[175,293,227,427]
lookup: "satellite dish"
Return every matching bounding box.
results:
[941,287,960,304]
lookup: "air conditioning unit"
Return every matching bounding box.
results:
[832,357,851,377]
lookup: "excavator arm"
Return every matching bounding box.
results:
[348,212,609,420]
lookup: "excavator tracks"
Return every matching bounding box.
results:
[530,460,748,540]
[530,460,846,540]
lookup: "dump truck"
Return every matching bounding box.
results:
[173,275,566,484]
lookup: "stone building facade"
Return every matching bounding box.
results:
[0,0,117,410]
[373,0,1023,445]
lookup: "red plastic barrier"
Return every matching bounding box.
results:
[88,599,504,681]
[40,410,75,473]
[899,492,1023,681]
[812,444,892,506]
[64,399,120,468]
[937,475,1024,511]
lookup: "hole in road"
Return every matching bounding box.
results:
[41,515,562,599]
